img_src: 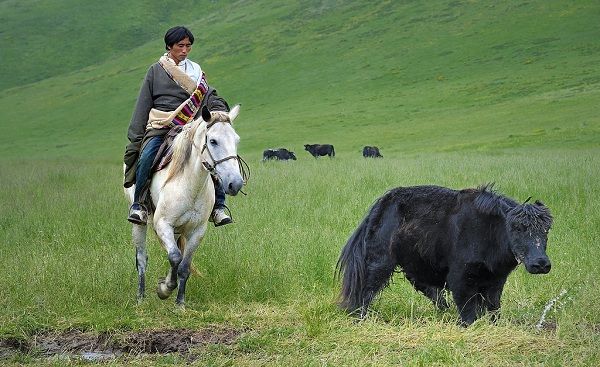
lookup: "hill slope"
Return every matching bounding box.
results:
[0,0,598,160]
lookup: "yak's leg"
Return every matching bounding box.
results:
[484,279,507,323]
[154,219,182,300]
[424,286,449,310]
[360,259,396,319]
[175,224,208,306]
[451,289,485,326]
[447,267,486,326]
[407,277,448,310]
[132,223,148,302]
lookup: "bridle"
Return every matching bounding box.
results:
[194,118,250,186]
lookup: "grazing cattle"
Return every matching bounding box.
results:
[304,144,335,158]
[262,148,297,161]
[362,146,383,158]
[337,184,553,326]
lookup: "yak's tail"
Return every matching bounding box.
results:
[331,146,336,157]
[336,214,370,314]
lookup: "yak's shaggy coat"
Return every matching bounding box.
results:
[337,185,553,325]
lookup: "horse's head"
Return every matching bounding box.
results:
[200,105,244,195]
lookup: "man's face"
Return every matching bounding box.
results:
[168,37,192,64]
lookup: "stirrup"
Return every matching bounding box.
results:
[210,206,232,227]
[128,203,148,225]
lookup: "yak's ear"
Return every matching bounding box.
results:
[229,104,241,123]
[534,200,546,207]
[201,105,212,122]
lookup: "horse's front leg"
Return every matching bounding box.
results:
[175,223,208,306]
[132,223,148,302]
[154,219,182,300]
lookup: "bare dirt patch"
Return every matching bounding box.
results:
[1,326,243,362]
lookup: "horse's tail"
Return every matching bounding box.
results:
[177,237,201,277]
[336,213,370,314]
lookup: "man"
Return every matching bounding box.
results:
[123,26,232,226]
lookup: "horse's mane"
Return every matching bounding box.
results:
[164,119,205,184]
[208,111,231,124]
[163,111,231,184]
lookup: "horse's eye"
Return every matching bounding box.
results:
[210,139,218,146]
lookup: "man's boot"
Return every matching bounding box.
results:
[128,203,148,225]
[210,207,232,227]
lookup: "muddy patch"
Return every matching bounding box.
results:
[1,327,242,362]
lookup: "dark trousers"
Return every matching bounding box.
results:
[134,135,226,209]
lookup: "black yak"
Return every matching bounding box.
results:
[362,146,383,158]
[337,184,553,326]
[262,148,297,161]
[304,144,335,158]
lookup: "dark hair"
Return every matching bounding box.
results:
[164,26,195,50]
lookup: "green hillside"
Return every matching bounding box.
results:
[0,0,598,160]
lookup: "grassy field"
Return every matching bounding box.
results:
[1,151,599,365]
[1,0,599,365]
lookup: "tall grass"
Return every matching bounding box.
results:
[1,150,598,323]
[1,151,599,364]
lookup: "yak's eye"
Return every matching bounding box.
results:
[210,139,218,146]
[512,223,526,232]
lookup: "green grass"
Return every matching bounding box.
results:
[1,152,599,365]
[1,0,599,365]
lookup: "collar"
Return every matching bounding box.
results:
[164,53,189,67]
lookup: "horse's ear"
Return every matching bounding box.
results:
[229,104,241,123]
[201,105,212,122]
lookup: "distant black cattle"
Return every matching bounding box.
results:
[262,148,297,161]
[362,146,383,158]
[337,184,553,326]
[304,144,335,158]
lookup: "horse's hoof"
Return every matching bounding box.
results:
[157,280,172,300]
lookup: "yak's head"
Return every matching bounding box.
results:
[290,152,297,160]
[504,200,553,274]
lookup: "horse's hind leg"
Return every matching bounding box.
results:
[175,225,207,306]
[154,219,182,300]
[132,224,148,302]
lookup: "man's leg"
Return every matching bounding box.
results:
[128,136,164,225]
[210,176,232,226]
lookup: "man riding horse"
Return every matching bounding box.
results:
[123,26,233,226]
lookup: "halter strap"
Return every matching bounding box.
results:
[192,119,237,173]
[200,135,240,173]
[192,116,250,186]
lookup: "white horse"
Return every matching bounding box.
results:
[125,105,243,306]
